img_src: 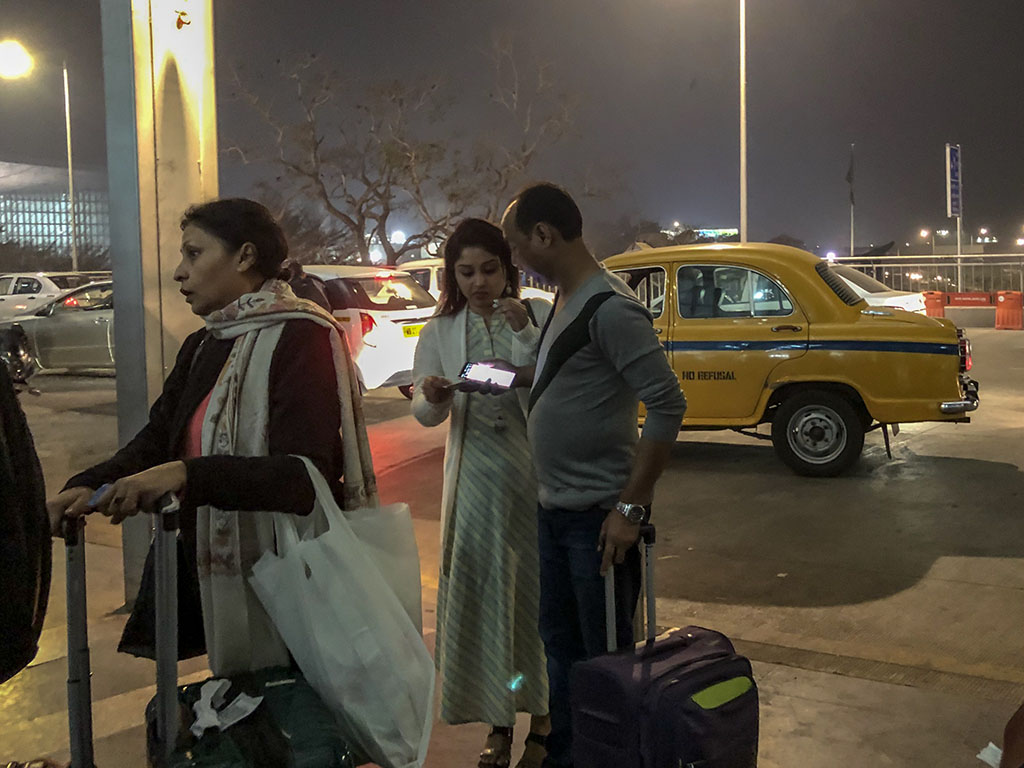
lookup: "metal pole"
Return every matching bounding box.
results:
[739,0,747,243]
[850,203,854,258]
[63,60,79,272]
[956,216,963,289]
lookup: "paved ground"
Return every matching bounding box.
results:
[3,329,1023,766]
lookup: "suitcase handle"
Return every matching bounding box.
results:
[153,492,181,764]
[64,516,95,768]
[604,524,656,653]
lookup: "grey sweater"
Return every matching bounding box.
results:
[528,268,687,511]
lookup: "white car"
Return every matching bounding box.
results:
[401,257,555,302]
[832,265,927,314]
[303,265,437,394]
[0,271,112,319]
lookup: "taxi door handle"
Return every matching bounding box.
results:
[654,327,663,334]
[771,324,802,332]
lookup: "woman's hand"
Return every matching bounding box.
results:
[420,376,455,405]
[45,487,94,537]
[495,298,530,332]
[93,462,188,525]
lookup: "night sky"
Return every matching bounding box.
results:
[2,0,1023,253]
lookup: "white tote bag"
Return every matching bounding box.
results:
[249,459,434,768]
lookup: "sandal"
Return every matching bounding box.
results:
[514,732,547,768]
[478,725,513,768]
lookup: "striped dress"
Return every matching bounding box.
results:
[435,310,549,726]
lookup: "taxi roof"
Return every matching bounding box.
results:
[603,242,823,271]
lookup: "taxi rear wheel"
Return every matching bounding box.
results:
[397,384,414,400]
[771,390,864,477]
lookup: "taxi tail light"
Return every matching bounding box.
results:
[956,329,972,372]
[359,312,376,337]
[64,296,79,307]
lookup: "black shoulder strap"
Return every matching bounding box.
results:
[529,290,615,412]
[524,300,538,328]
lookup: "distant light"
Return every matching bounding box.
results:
[1016,238,1024,246]
[905,243,910,247]
[390,230,406,244]
[825,251,837,260]
[672,220,681,229]
[937,229,950,237]
[909,272,924,281]
[919,229,930,238]
[979,227,989,236]
[0,39,34,80]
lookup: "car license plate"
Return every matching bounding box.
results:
[403,323,425,338]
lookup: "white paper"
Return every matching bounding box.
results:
[977,741,1002,767]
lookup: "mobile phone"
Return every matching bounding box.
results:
[459,362,516,389]
[88,483,112,508]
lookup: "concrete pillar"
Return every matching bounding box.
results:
[100,0,219,604]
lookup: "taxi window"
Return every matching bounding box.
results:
[815,262,863,306]
[0,277,12,294]
[341,274,436,310]
[677,265,793,319]
[612,267,666,318]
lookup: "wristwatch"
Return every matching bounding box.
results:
[614,501,649,524]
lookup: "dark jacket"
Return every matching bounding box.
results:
[66,319,345,541]
[0,363,51,683]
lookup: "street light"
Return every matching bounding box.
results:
[919,228,934,255]
[0,39,80,270]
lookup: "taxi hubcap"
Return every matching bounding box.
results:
[788,405,847,464]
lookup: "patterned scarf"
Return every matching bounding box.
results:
[195,279,377,675]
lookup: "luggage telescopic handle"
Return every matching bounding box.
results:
[153,492,181,764]
[604,524,657,654]
[64,515,95,768]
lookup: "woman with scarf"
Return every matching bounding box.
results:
[44,197,375,676]
[412,218,552,768]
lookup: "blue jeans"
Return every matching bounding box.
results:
[537,504,641,768]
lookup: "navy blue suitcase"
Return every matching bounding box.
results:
[570,526,759,768]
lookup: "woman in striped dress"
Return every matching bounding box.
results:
[412,218,551,768]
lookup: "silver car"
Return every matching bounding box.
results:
[0,281,115,377]
[0,271,112,319]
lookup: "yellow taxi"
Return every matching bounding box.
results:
[604,243,980,476]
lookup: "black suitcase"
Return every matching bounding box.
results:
[63,495,355,768]
[569,525,759,768]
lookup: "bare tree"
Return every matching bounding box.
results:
[226,40,575,265]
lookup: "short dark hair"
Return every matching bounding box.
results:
[437,218,519,317]
[180,198,289,279]
[512,183,583,242]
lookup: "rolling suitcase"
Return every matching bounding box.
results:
[63,495,355,768]
[569,525,759,768]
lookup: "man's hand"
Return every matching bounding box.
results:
[45,487,94,537]
[495,298,530,332]
[420,376,455,404]
[598,509,641,576]
[93,461,187,525]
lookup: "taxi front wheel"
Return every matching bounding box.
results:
[771,390,865,477]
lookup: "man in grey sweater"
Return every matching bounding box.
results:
[501,183,687,768]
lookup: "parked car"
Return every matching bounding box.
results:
[604,244,979,476]
[831,264,927,314]
[401,257,555,302]
[303,265,437,396]
[0,281,115,374]
[0,272,112,320]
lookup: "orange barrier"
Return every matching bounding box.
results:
[922,291,946,318]
[995,291,1024,330]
